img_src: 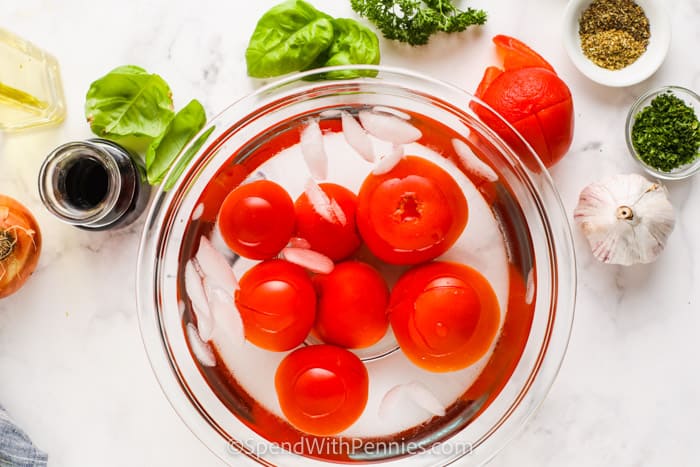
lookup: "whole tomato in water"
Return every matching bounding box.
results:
[473,35,574,168]
[0,195,41,299]
[217,179,295,260]
[235,259,316,351]
[275,344,368,436]
[356,156,468,265]
[314,261,389,349]
[389,261,501,372]
[294,183,361,261]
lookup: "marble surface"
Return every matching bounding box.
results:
[1,0,699,465]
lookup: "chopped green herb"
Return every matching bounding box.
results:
[350,0,487,46]
[631,91,700,172]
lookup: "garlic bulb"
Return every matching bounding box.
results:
[574,174,675,266]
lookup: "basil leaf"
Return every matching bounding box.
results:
[307,18,380,79]
[163,126,216,191]
[146,99,206,185]
[85,65,174,138]
[246,0,335,78]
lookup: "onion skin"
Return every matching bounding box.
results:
[0,195,42,299]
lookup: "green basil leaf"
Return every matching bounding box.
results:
[246,0,335,78]
[163,126,216,191]
[146,99,206,185]
[307,18,381,79]
[85,65,174,138]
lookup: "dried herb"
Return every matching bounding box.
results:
[578,0,650,70]
[631,92,700,172]
[580,30,647,70]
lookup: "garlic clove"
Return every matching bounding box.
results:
[574,174,675,266]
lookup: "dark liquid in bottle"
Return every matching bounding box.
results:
[65,158,109,209]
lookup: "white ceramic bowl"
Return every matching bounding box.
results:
[563,0,670,87]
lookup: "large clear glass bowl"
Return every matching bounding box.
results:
[137,66,576,466]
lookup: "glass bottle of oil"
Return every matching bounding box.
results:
[0,28,66,131]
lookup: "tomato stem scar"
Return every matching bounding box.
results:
[395,193,421,222]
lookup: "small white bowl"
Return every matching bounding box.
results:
[562,0,670,87]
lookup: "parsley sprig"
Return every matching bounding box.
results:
[350,0,487,46]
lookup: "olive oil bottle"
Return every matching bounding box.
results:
[0,28,65,131]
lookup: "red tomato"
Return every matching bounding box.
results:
[474,66,503,99]
[475,32,556,99]
[493,34,555,72]
[217,180,295,260]
[294,183,361,261]
[471,36,574,169]
[235,259,316,351]
[356,156,468,265]
[275,345,368,436]
[389,261,501,372]
[196,164,251,222]
[475,67,574,168]
[314,261,389,349]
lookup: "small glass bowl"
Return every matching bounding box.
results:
[625,86,700,181]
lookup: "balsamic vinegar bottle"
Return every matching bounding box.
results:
[38,139,150,230]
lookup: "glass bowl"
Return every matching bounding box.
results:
[625,85,700,180]
[137,65,576,466]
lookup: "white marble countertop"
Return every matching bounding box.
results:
[1,0,699,466]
